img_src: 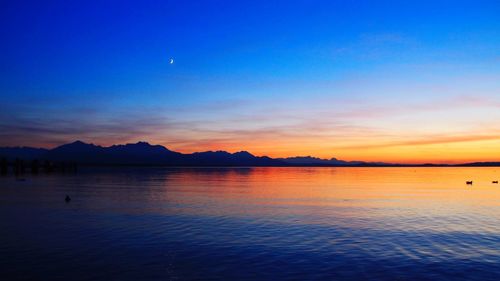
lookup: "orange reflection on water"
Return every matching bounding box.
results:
[159,167,500,233]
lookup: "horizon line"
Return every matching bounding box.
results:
[1,139,499,166]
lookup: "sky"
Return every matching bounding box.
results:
[0,0,499,164]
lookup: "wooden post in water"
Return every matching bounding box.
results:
[14,158,21,175]
[43,160,53,173]
[31,159,40,174]
[20,159,25,174]
[43,160,49,173]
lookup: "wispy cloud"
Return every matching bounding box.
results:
[336,133,500,150]
[1,92,499,162]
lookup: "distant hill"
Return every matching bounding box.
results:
[0,141,498,167]
[277,156,387,166]
[0,141,282,166]
[45,141,184,165]
[0,147,48,160]
[457,162,500,167]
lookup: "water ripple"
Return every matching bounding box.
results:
[1,167,500,280]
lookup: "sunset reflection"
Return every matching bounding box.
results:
[144,167,500,233]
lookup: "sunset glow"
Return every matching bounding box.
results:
[1,1,499,164]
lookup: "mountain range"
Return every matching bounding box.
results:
[0,141,499,167]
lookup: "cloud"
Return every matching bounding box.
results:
[336,133,500,150]
[0,105,184,147]
[1,92,499,161]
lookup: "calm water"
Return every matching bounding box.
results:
[1,167,500,280]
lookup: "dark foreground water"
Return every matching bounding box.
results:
[1,167,500,280]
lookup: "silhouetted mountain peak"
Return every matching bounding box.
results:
[6,140,493,167]
[193,150,230,155]
[110,141,174,154]
[233,151,254,158]
[64,140,98,147]
[54,140,100,150]
[50,142,96,157]
[287,156,318,160]
[112,141,154,148]
[281,156,326,163]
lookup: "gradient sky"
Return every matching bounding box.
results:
[1,0,499,163]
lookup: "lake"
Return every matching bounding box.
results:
[1,167,500,280]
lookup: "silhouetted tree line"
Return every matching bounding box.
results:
[0,157,77,175]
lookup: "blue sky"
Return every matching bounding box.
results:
[1,0,499,162]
